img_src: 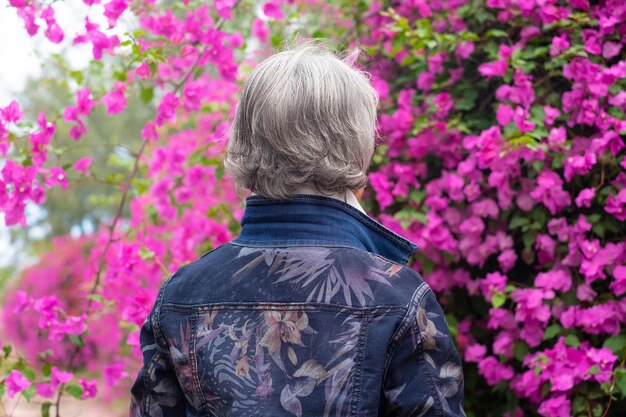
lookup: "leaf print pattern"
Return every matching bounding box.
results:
[190,307,362,417]
[130,244,465,417]
[382,287,466,417]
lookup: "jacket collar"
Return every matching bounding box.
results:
[232,194,418,265]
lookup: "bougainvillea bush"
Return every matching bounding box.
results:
[0,0,625,416]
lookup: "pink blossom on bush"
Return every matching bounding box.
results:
[5,370,31,398]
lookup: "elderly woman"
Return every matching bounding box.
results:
[130,44,465,417]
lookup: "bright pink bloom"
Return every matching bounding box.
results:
[479,60,508,78]
[73,157,93,175]
[610,265,626,296]
[156,93,179,126]
[5,370,31,398]
[103,363,128,387]
[538,395,570,417]
[478,356,515,385]
[252,18,269,42]
[78,378,98,399]
[496,104,513,126]
[101,82,127,114]
[575,188,595,207]
[550,34,569,56]
[263,1,284,19]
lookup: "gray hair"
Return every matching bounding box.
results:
[224,43,379,199]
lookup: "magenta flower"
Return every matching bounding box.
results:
[73,157,93,175]
[252,18,269,42]
[417,71,435,92]
[610,265,626,296]
[605,188,626,221]
[101,82,127,115]
[156,93,180,126]
[464,343,487,362]
[479,60,508,78]
[543,106,560,125]
[496,104,513,126]
[550,34,570,57]
[103,363,129,387]
[213,0,236,19]
[538,395,571,417]
[263,2,284,20]
[78,377,98,399]
[478,356,515,385]
[575,188,595,207]
[530,171,571,215]
[5,370,31,398]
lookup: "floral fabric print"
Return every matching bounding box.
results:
[130,244,465,417]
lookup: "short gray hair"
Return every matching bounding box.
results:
[224,43,378,199]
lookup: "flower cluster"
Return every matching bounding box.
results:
[0,0,625,416]
[362,0,626,415]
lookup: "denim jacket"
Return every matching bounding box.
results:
[129,194,466,417]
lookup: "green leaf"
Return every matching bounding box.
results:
[485,29,508,38]
[543,324,562,341]
[69,70,84,85]
[615,368,626,396]
[140,86,154,104]
[139,247,155,260]
[509,216,529,230]
[68,334,85,348]
[564,334,580,348]
[603,335,626,356]
[22,385,36,401]
[492,292,506,308]
[587,213,602,223]
[42,402,51,417]
[65,384,83,399]
[513,342,529,362]
[0,385,5,399]
[572,396,586,414]
[3,345,12,358]
[42,363,52,378]
[87,294,104,303]
[587,365,600,375]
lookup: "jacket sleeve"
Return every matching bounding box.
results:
[129,284,186,417]
[381,284,466,417]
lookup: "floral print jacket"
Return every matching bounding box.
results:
[130,195,466,417]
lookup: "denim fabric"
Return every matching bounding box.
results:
[129,194,466,417]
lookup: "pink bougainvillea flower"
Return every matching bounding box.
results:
[605,189,626,221]
[214,0,236,19]
[78,377,98,399]
[101,82,127,114]
[550,34,569,57]
[263,1,284,20]
[73,157,93,175]
[103,363,128,387]
[252,18,269,42]
[478,60,508,78]
[36,383,55,399]
[155,93,179,126]
[538,395,571,417]
[103,0,128,28]
[575,188,595,207]
[5,370,31,398]
[610,265,626,296]
[464,343,487,362]
[41,6,64,43]
[496,104,513,126]
[478,356,515,385]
